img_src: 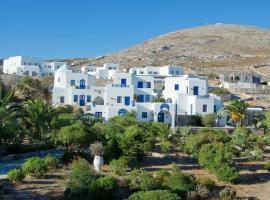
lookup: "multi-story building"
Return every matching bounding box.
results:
[81,63,120,80]
[52,65,223,128]
[219,72,262,89]
[3,56,66,77]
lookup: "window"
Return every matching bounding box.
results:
[138,95,144,102]
[153,72,158,75]
[49,73,52,76]
[23,62,27,65]
[87,95,91,102]
[149,71,152,74]
[58,77,60,82]
[145,95,150,102]
[146,82,151,88]
[137,81,143,88]
[186,86,188,94]
[139,71,144,74]
[124,96,130,105]
[214,105,217,112]
[175,84,179,91]
[203,104,207,112]
[142,112,148,118]
[117,96,122,103]
[176,71,180,75]
[95,112,102,118]
[70,80,75,86]
[60,96,65,103]
[74,95,78,102]
[170,70,174,74]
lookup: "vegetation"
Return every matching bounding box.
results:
[44,154,59,169]
[264,160,270,171]
[222,99,249,127]
[209,87,231,95]
[196,176,215,191]
[128,190,180,200]
[90,142,104,156]
[109,156,129,175]
[201,113,216,127]
[65,158,118,200]
[7,169,25,183]
[22,157,48,177]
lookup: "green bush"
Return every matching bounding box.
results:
[128,169,161,192]
[249,147,264,161]
[65,158,118,200]
[198,143,239,183]
[201,113,216,127]
[185,128,230,156]
[155,169,170,183]
[128,190,180,200]
[92,176,118,200]
[22,157,48,177]
[165,169,197,198]
[7,169,25,183]
[109,156,129,176]
[44,154,59,169]
[264,160,270,171]
[231,127,251,150]
[60,151,88,164]
[215,165,239,183]
[160,140,172,153]
[219,187,237,200]
[65,158,96,199]
[196,176,215,191]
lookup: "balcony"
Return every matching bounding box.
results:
[112,84,130,88]
[75,85,90,89]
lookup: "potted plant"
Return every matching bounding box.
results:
[90,142,104,172]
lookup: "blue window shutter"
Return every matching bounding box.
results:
[138,95,144,102]
[137,81,143,88]
[74,95,78,102]
[175,84,179,90]
[124,96,130,105]
[145,95,150,102]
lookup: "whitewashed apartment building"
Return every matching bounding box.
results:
[52,65,224,128]
[3,56,66,77]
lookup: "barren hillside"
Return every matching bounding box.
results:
[61,24,270,76]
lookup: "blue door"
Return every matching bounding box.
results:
[158,112,165,122]
[80,95,85,106]
[121,79,126,86]
[80,79,85,89]
[193,86,199,95]
[124,96,130,105]
[138,95,144,102]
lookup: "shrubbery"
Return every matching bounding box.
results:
[219,187,237,200]
[201,113,216,127]
[198,143,239,183]
[109,156,129,176]
[196,176,215,191]
[264,160,270,171]
[65,158,118,200]
[22,157,48,177]
[185,128,230,155]
[44,154,59,169]
[7,169,25,183]
[128,190,180,200]
[128,169,161,192]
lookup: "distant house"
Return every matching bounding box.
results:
[3,56,67,77]
[219,72,262,89]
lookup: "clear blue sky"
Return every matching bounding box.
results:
[0,0,269,59]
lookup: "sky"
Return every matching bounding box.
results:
[0,0,270,59]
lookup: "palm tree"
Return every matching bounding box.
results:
[221,99,249,127]
[13,100,56,145]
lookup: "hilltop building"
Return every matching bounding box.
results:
[3,56,67,77]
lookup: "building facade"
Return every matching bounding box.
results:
[3,56,66,77]
[52,65,223,128]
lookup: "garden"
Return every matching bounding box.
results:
[0,77,270,200]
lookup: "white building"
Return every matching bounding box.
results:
[52,65,223,128]
[3,56,66,77]
[163,75,223,116]
[81,63,120,80]
[219,72,261,89]
[129,65,184,83]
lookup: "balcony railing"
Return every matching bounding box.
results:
[112,84,130,88]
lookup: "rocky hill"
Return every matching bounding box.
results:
[61,24,270,76]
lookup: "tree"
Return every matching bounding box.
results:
[222,100,248,127]
[262,111,270,134]
[154,94,166,103]
[14,100,56,144]
[54,123,92,151]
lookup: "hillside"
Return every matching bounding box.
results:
[62,24,270,76]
